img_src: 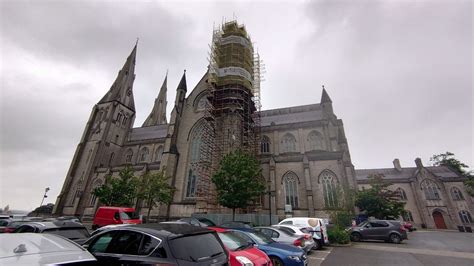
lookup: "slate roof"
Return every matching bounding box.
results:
[355,166,461,181]
[260,103,324,127]
[129,125,168,141]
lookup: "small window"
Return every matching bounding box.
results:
[280,220,293,225]
[114,212,120,220]
[403,211,414,222]
[397,188,408,201]
[89,231,117,253]
[107,230,143,255]
[451,187,465,201]
[459,210,473,224]
[271,229,280,238]
[261,136,270,153]
[16,226,36,233]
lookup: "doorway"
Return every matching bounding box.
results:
[433,210,447,229]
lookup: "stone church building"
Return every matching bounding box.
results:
[54,21,473,230]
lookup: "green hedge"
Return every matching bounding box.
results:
[327,227,350,244]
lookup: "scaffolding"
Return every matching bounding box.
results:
[192,21,263,212]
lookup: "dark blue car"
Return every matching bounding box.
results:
[231,229,307,266]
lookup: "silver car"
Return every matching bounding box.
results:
[255,226,315,254]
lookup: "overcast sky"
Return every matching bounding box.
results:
[1,0,472,211]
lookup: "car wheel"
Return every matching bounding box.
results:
[312,239,321,250]
[390,233,401,244]
[269,256,284,266]
[351,232,361,242]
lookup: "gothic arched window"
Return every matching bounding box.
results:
[320,171,338,208]
[421,179,440,200]
[186,121,210,198]
[125,149,133,163]
[155,146,164,162]
[307,131,325,151]
[89,179,103,206]
[261,135,270,153]
[397,188,408,201]
[451,187,465,201]
[139,147,149,162]
[459,210,473,224]
[283,172,298,209]
[281,133,296,153]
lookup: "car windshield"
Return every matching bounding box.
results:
[248,231,274,245]
[120,211,139,220]
[218,231,251,251]
[44,228,90,240]
[170,232,225,262]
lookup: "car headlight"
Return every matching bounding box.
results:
[236,256,254,266]
[287,255,301,262]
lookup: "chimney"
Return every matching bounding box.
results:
[393,159,402,172]
[415,158,423,169]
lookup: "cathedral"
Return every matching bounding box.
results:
[54,21,473,230]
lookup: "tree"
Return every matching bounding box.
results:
[29,203,54,216]
[430,152,473,196]
[137,170,175,221]
[430,152,469,174]
[92,166,139,207]
[355,174,406,219]
[212,149,266,220]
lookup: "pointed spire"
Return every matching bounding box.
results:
[321,85,332,104]
[142,72,168,126]
[177,70,187,92]
[99,43,137,111]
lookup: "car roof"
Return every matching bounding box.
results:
[121,223,214,239]
[0,233,88,257]
[19,221,86,230]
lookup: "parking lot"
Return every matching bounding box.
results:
[309,230,474,266]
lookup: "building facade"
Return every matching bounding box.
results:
[356,159,474,230]
[53,21,473,229]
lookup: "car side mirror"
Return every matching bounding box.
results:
[365,225,370,228]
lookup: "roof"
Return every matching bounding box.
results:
[19,221,86,230]
[259,104,324,127]
[355,165,462,181]
[129,124,168,141]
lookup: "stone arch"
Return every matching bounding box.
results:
[282,171,299,209]
[318,170,339,208]
[450,186,465,201]
[280,171,301,184]
[261,135,271,153]
[281,133,297,153]
[154,145,164,162]
[307,130,325,151]
[432,208,448,229]
[420,178,441,200]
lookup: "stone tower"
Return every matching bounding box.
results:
[54,44,138,216]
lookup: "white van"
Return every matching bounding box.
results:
[278,217,329,247]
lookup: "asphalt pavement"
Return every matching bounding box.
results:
[307,230,474,266]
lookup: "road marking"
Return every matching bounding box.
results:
[352,243,474,260]
[308,247,333,266]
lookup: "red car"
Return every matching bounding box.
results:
[210,227,272,266]
[92,206,141,230]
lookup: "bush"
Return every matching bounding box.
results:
[327,227,350,245]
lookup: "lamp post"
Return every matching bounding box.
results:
[36,187,50,216]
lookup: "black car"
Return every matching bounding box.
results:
[83,223,229,265]
[14,221,90,244]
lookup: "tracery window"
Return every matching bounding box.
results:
[459,210,473,224]
[283,172,298,209]
[451,187,465,201]
[261,136,270,153]
[307,131,324,150]
[397,188,408,201]
[186,122,210,198]
[89,179,103,206]
[321,171,338,208]
[139,147,149,162]
[155,146,164,162]
[281,133,296,153]
[125,149,133,163]
[421,179,440,200]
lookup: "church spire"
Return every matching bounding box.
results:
[99,43,137,110]
[174,70,187,115]
[142,72,168,126]
[321,85,332,103]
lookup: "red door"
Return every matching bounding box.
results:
[433,211,447,229]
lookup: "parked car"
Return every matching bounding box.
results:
[279,217,329,247]
[90,224,131,236]
[230,229,307,266]
[0,233,96,265]
[14,221,91,244]
[178,217,209,227]
[402,221,416,232]
[210,227,272,266]
[220,221,254,231]
[349,219,408,244]
[193,217,216,226]
[257,225,315,253]
[1,220,31,233]
[271,225,319,250]
[92,206,141,230]
[83,223,229,265]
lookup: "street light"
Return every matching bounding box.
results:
[39,187,50,208]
